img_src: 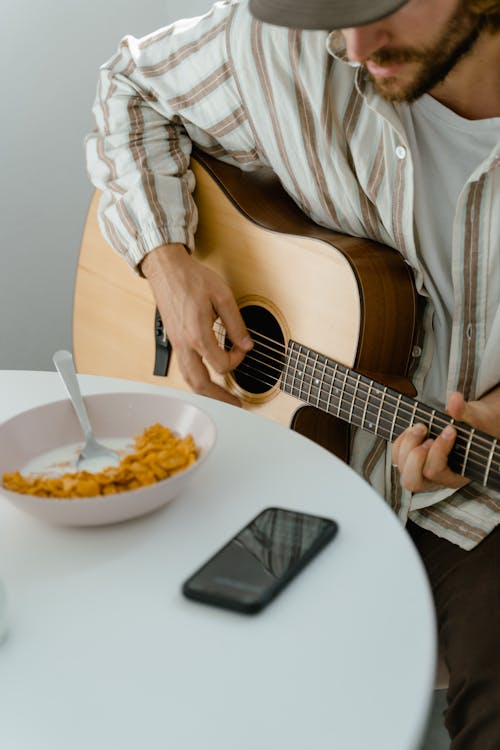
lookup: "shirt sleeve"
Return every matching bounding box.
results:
[85,0,260,269]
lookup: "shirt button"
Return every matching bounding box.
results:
[395,145,407,159]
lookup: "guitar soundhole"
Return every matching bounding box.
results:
[226,305,285,395]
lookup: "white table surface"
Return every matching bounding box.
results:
[0,371,436,750]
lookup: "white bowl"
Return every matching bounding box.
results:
[0,392,216,527]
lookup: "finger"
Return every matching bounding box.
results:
[399,439,435,492]
[446,391,467,422]
[445,390,500,438]
[421,425,468,489]
[191,306,251,377]
[178,347,242,407]
[213,290,253,356]
[392,423,427,470]
[195,323,249,376]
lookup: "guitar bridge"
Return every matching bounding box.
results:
[153,308,172,377]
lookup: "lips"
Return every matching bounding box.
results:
[365,60,406,78]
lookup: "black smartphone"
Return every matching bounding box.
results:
[182,507,338,614]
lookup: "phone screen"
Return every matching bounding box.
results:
[182,507,338,613]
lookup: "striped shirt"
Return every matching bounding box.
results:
[85,0,500,550]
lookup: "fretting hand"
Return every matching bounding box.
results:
[392,387,500,493]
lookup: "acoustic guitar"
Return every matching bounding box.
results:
[74,152,499,491]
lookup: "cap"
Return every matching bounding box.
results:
[249,0,409,31]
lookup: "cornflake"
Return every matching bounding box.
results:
[2,423,198,499]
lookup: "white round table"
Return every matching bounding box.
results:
[0,372,436,750]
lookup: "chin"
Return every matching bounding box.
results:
[372,76,422,104]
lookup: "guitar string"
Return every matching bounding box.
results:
[214,319,497,448]
[213,319,489,440]
[231,356,494,476]
[234,354,500,487]
[212,321,498,464]
[220,326,498,466]
[231,342,498,469]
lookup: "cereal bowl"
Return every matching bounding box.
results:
[0,392,216,526]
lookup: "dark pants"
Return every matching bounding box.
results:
[407,521,500,750]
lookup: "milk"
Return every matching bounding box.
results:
[22,437,133,477]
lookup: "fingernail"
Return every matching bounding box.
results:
[241,336,253,350]
[442,425,455,441]
[412,423,427,436]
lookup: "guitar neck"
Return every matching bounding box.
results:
[281,340,500,492]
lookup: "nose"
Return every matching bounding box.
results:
[342,26,391,62]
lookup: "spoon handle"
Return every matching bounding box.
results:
[53,350,92,440]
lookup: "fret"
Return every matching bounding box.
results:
[349,373,361,424]
[289,344,297,393]
[361,380,373,430]
[461,428,475,477]
[305,349,314,402]
[428,409,436,434]
[337,369,348,418]
[484,439,498,487]
[308,352,320,406]
[283,341,293,392]
[398,396,415,432]
[291,343,301,399]
[326,363,337,414]
[409,402,418,428]
[297,344,306,401]
[319,356,328,410]
[333,364,342,408]
[389,394,402,442]
[375,386,387,436]
[287,341,295,395]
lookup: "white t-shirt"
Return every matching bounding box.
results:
[398,95,499,408]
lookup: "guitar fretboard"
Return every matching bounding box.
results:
[281,340,500,491]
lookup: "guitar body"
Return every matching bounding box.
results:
[74,152,417,459]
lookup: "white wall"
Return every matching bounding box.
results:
[0,0,212,371]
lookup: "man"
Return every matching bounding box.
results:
[86,1,500,745]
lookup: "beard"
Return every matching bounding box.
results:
[365,4,485,102]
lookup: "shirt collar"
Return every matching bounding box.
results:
[325,31,371,96]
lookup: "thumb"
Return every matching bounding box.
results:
[446,390,492,433]
[216,296,253,353]
[446,391,467,422]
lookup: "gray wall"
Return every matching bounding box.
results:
[1,0,211,371]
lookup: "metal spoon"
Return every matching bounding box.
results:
[53,350,120,472]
